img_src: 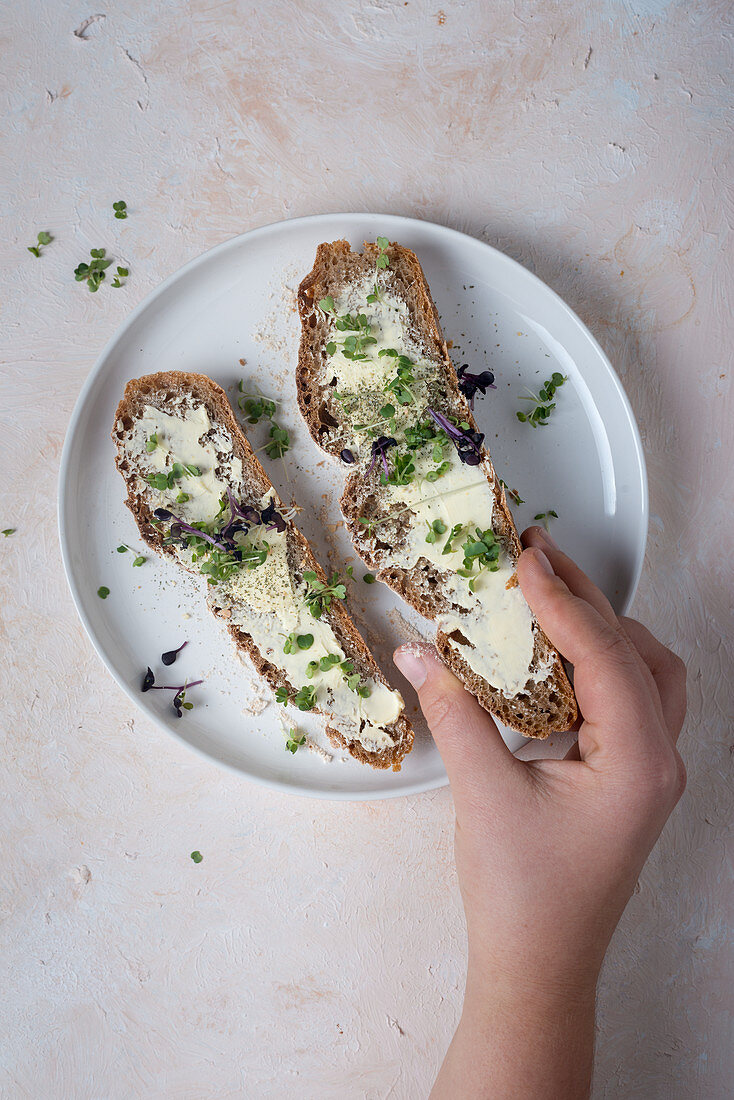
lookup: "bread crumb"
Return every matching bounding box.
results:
[307,740,333,763]
[241,681,271,716]
[506,573,519,590]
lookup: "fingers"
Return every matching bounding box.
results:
[522,527,620,629]
[619,618,687,741]
[393,643,520,800]
[517,548,666,762]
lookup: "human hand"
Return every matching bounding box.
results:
[394,526,687,1097]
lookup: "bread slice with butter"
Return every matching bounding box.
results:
[112,371,413,769]
[296,240,577,738]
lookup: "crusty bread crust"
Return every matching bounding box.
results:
[111,370,413,770]
[296,241,578,738]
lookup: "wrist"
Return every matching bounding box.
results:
[464,948,600,1018]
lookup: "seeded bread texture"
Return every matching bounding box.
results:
[297,241,577,738]
[112,370,413,770]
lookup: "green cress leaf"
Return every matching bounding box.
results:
[97,586,110,599]
[190,850,203,863]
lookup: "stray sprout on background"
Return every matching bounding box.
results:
[27,231,52,257]
[517,373,567,427]
[534,509,559,530]
[116,543,146,567]
[113,200,128,219]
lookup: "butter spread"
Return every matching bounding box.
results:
[319,278,552,696]
[123,398,403,753]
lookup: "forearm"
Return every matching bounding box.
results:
[431,968,597,1100]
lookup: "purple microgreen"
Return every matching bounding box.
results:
[340,448,355,464]
[161,641,188,666]
[260,498,286,532]
[367,435,397,478]
[142,667,155,691]
[456,365,496,407]
[426,408,484,466]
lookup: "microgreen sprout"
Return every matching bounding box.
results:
[534,510,558,530]
[442,523,467,556]
[3,528,16,537]
[375,236,390,269]
[74,248,113,292]
[276,685,317,711]
[381,350,417,405]
[367,435,397,480]
[457,528,501,592]
[425,518,448,543]
[237,385,290,459]
[27,231,52,257]
[285,730,307,753]
[283,633,314,655]
[517,373,567,427]
[500,480,525,506]
[113,200,128,219]
[162,641,188,666]
[426,408,484,465]
[303,571,347,619]
[190,850,203,863]
[111,266,128,288]
[363,573,376,584]
[146,433,158,453]
[340,448,356,464]
[456,365,496,407]
[116,542,146,566]
[97,586,110,598]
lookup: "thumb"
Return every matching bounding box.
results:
[393,643,520,800]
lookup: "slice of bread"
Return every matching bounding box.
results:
[296,240,577,738]
[112,370,413,769]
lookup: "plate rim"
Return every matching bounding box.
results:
[57,211,649,800]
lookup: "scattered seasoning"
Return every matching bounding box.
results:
[113,200,128,220]
[161,641,188,666]
[27,231,52,257]
[190,850,203,863]
[97,586,110,599]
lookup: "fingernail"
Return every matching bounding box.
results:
[531,547,555,576]
[393,646,428,689]
[534,525,558,550]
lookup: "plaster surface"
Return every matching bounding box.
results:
[1,2,732,1097]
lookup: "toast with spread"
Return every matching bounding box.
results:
[296,240,577,738]
[112,370,413,769]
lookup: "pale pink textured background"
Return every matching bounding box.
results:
[1,2,732,1098]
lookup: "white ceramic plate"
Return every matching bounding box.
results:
[58,213,647,800]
